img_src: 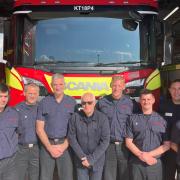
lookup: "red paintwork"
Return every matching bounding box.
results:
[16,66,154,85]
[3,0,159,107]
[14,0,158,8]
[9,67,159,106]
[8,88,25,106]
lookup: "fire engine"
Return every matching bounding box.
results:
[0,0,160,106]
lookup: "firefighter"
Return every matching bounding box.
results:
[160,79,180,180]
[15,83,40,180]
[0,83,19,180]
[36,73,76,180]
[96,75,134,180]
[126,89,170,180]
[171,121,180,180]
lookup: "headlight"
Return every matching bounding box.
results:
[22,77,48,97]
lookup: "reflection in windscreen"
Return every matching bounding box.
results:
[35,17,140,65]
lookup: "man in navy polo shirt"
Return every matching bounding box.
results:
[96,75,134,180]
[0,83,19,180]
[68,92,110,180]
[36,73,76,180]
[171,120,180,180]
[15,83,40,180]
[126,89,170,180]
[160,79,180,180]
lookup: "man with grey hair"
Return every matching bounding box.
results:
[96,75,135,180]
[36,73,76,180]
[15,83,40,180]
[68,92,110,180]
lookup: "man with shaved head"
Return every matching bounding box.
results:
[68,92,110,180]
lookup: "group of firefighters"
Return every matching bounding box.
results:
[0,73,179,180]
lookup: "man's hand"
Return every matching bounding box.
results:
[47,145,63,158]
[56,143,67,154]
[81,157,90,168]
[139,152,157,165]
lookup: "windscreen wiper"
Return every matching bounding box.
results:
[35,60,86,65]
[95,61,144,66]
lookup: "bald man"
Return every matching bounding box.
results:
[68,92,110,180]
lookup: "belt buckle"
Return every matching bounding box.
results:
[28,144,34,148]
[115,142,120,145]
[54,139,59,143]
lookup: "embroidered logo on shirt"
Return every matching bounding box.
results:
[151,121,163,127]
[64,104,73,108]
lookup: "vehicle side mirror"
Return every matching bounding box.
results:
[122,19,138,31]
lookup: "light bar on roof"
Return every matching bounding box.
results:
[163,7,179,21]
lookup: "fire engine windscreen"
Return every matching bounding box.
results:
[33,17,141,66]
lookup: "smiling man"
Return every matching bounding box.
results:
[36,73,76,180]
[15,83,40,180]
[96,75,134,180]
[126,89,170,180]
[160,79,180,180]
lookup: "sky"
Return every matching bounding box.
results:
[0,33,3,59]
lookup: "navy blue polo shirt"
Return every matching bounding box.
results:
[126,112,168,152]
[68,109,110,170]
[37,94,76,138]
[171,121,180,144]
[15,102,38,144]
[96,94,133,141]
[159,100,180,137]
[171,121,180,165]
[0,107,19,159]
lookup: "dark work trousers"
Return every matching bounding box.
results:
[15,144,39,180]
[40,145,73,180]
[162,149,177,180]
[103,142,129,180]
[77,167,103,180]
[129,158,163,180]
[0,154,18,180]
[177,165,180,180]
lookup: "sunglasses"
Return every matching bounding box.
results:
[81,101,94,106]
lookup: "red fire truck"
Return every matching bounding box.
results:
[0,0,161,106]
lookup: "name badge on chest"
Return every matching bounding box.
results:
[165,112,173,117]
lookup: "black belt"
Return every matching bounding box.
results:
[19,143,37,148]
[49,137,65,145]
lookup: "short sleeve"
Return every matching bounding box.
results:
[125,115,134,139]
[37,99,46,121]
